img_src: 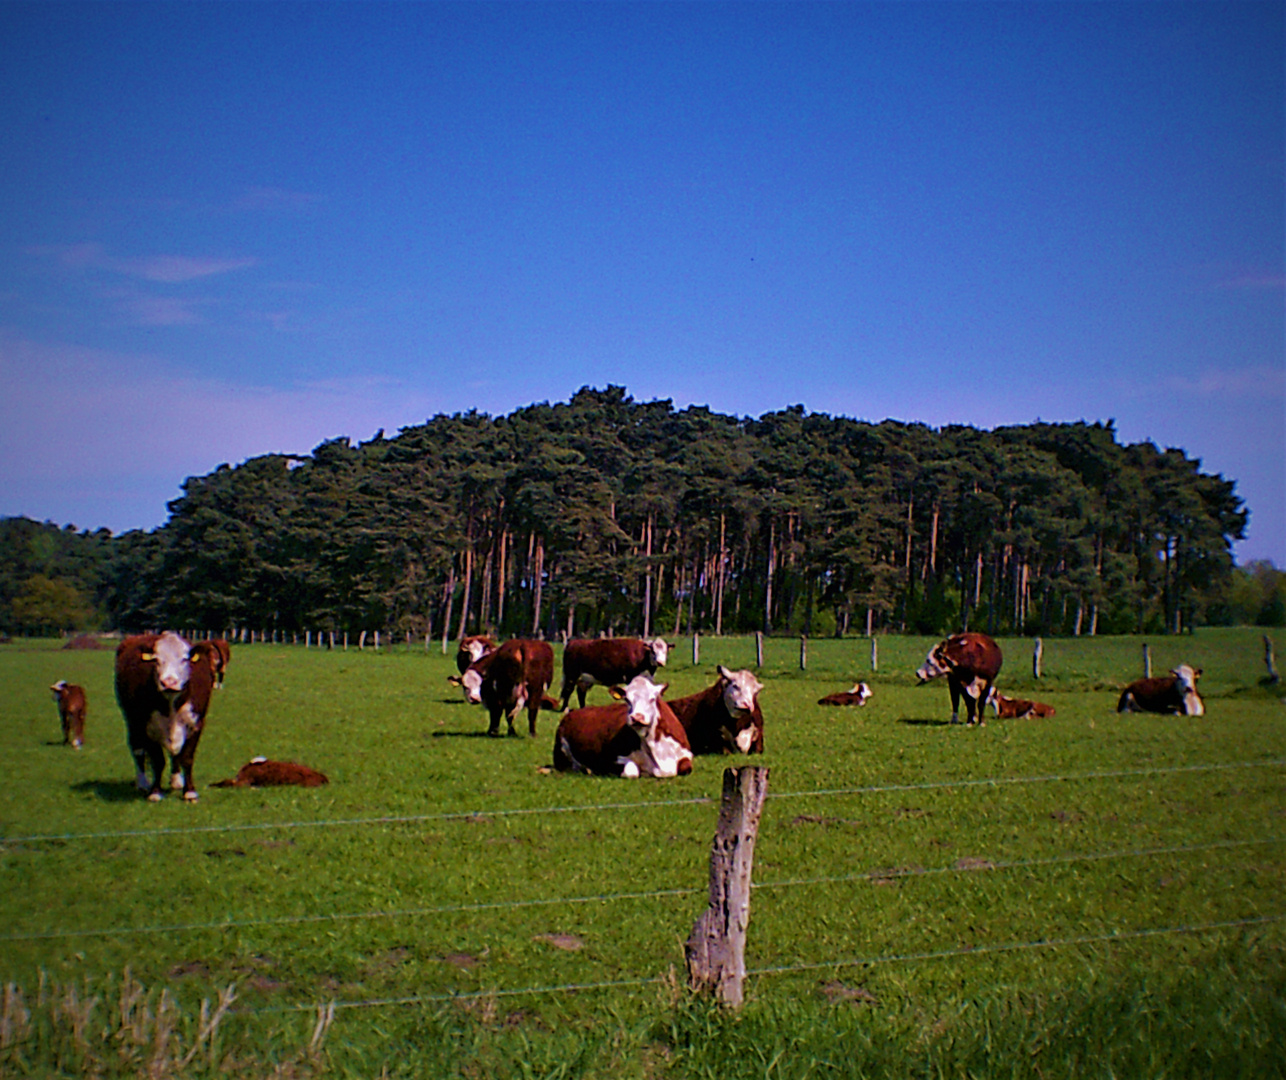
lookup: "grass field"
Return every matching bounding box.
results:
[1,630,1283,1078]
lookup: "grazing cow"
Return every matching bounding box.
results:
[559,637,670,709]
[50,681,87,748]
[668,666,765,754]
[207,638,232,688]
[479,639,556,736]
[553,674,694,778]
[915,632,1004,726]
[448,647,498,704]
[1117,664,1205,716]
[987,689,1056,719]
[455,635,497,675]
[212,757,329,788]
[817,682,873,708]
[114,632,219,801]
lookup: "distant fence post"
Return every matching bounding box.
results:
[359,630,367,651]
[1142,642,1151,678]
[1265,635,1280,684]
[685,766,770,1010]
[870,636,878,672]
[799,634,807,671]
[374,630,380,651]
[1033,637,1043,679]
[692,632,700,666]
[755,632,763,669]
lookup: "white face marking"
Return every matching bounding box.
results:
[853,682,873,704]
[461,668,483,704]
[464,639,488,663]
[153,632,191,693]
[719,667,763,718]
[915,646,951,682]
[621,674,665,735]
[648,639,670,667]
[1172,665,1204,716]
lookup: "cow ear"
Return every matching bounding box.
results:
[609,685,627,702]
[717,664,732,680]
[1193,668,1202,678]
[447,675,463,686]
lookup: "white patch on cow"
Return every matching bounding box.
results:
[1172,665,1205,716]
[147,791,163,802]
[915,645,952,683]
[153,631,192,693]
[645,733,693,777]
[964,676,987,700]
[509,686,529,720]
[183,789,199,802]
[464,639,488,663]
[620,759,641,779]
[171,771,185,790]
[71,737,82,749]
[648,638,670,667]
[251,755,267,764]
[461,668,483,704]
[735,727,756,754]
[852,682,873,704]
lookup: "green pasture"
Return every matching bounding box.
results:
[0,630,1282,1078]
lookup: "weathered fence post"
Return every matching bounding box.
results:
[1142,642,1152,678]
[693,632,700,666]
[799,634,807,671]
[685,766,770,1009]
[870,636,878,672]
[1265,635,1280,684]
[1033,637,1043,679]
[374,630,380,651]
[755,631,764,669]
[359,630,367,651]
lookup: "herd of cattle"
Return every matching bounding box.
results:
[46,630,1207,801]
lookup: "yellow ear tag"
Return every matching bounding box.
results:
[140,652,156,661]
[609,686,626,702]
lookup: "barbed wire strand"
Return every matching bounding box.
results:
[5,759,1281,847]
[245,913,1284,1015]
[6,836,1279,944]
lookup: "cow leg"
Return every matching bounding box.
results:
[558,677,576,711]
[172,729,203,802]
[143,743,167,801]
[487,706,503,738]
[948,680,961,725]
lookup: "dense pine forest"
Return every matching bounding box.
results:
[3,387,1282,641]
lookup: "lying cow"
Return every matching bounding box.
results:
[554,674,693,778]
[114,632,219,801]
[481,639,556,736]
[212,757,329,788]
[1117,664,1205,716]
[817,682,873,708]
[50,680,87,748]
[915,632,1003,726]
[668,666,764,754]
[987,689,1056,719]
[559,636,669,709]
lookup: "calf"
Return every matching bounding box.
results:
[50,680,87,748]
[817,682,873,708]
[915,632,1004,726]
[554,675,693,778]
[559,637,669,709]
[212,757,329,788]
[1117,664,1205,716]
[481,639,556,736]
[987,689,1056,719]
[668,666,764,754]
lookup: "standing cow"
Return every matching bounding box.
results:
[50,681,87,748]
[480,639,556,737]
[915,632,1003,726]
[1117,664,1204,716]
[455,635,496,674]
[668,666,765,755]
[553,674,693,778]
[114,632,219,801]
[559,637,669,709]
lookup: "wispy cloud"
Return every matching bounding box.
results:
[29,243,257,282]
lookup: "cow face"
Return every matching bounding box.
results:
[915,644,954,683]
[462,638,490,665]
[145,631,192,701]
[613,674,668,737]
[1172,665,1205,716]
[647,638,670,667]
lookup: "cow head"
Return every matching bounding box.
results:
[143,632,192,703]
[1171,664,1205,716]
[850,682,873,705]
[612,674,668,737]
[716,665,764,752]
[461,637,491,665]
[50,679,67,699]
[915,642,954,683]
[447,668,485,705]
[646,638,670,667]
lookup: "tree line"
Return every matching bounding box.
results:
[3,386,1280,641]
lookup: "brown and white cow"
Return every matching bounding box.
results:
[1117,664,1205,716]
[559,637,670,709]
[668,666,764,754]
[207,637,232,688]
[212,757,329,788]
[479,639,556,737]
[448,647,498,705]
[987,688,1056,719]
[114,632,219,801]
[50,680,87,748]
[553,674,694,778]
[456,635,497,675]
[915,632,1004,726]
[817,682,873,708]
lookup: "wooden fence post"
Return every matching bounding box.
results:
[1142,642,1151,678]
[870,636,878,672]
[1265,635,1280,684]
[359,630,367,651]
[685,766,770,1009]
[1033,637,1043,679]
[799,634,807,671]
[755,631,763,669]
[692,632,700,666]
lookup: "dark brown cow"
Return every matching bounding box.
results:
[1117,664,1204,716]
[207,638,232,688]
[481,639,556,736]
[987,689,1055,719]
[915,632,1004,726]
[817,682,873,708]
[455,635,497,675]
[553,675,693,777]
[114,632,219,801]
[212,757,329,788]
[559,637,670,709]
[50,681,87,748]
[668,666,764,755]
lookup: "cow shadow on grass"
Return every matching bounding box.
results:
[71,779,144,802]
[897,717,955,727]
[429,729,515,739]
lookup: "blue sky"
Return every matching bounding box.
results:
[2,2,1282,563]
